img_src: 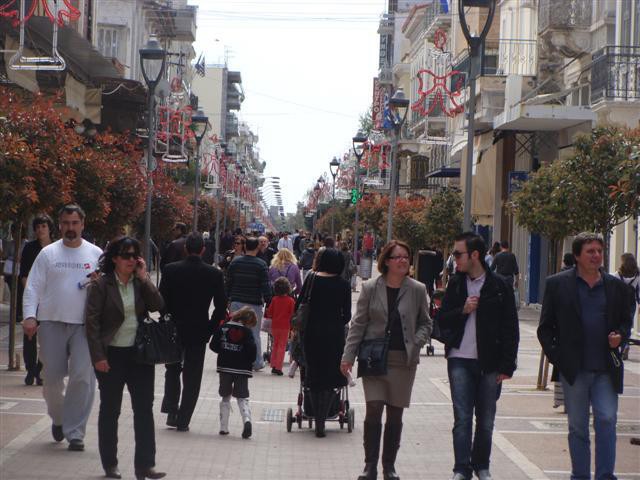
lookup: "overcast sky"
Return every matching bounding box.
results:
[188,0,386,213]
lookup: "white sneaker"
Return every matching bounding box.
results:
[450,474,467,480]
[219,397,231,435]
[476,470,493,480]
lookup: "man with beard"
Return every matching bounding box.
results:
[22,205,102,452]
[257,236,276,267]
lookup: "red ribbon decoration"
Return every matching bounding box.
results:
[0,0,81,27]
[412,68,465,118]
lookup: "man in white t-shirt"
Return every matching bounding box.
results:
[23,205,102,452]
[277,232,293,252]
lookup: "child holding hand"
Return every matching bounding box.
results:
[265,277,295,376]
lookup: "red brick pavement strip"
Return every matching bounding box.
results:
[1,294,639,479]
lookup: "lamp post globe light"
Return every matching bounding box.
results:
[191,108,209,232]
[352,130,367,264]
[329,156,340,236]
[458,0,496,231]
[385,87,410,244]
[139,34,166,270]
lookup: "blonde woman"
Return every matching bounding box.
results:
[268,248,302,296]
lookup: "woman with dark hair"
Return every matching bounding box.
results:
[613,252,639,360]
[219,235,245,271]
[85,237,166,480]
[299,247,352,437]
[19,214,55,385]
[342,240,432,480]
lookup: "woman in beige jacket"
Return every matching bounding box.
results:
[341,240,432,480]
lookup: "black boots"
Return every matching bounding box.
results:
[357,421,382,480]
[312,390,333,438]
[382,422,403,480]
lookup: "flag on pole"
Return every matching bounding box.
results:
[195,54,206,77]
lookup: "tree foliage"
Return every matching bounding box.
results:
[423,188,463,252]
[392,197,429,252]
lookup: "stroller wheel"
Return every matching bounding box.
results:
[339,414,344,429]
[297,413,302,429]
[286,408,293,433]
[347,408,355,433]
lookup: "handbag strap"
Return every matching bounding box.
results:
[302,272,316,303]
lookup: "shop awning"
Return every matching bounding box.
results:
[426,167,460,178]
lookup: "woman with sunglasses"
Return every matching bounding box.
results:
[85,237,166,480]
[219,235,245,271]
[341,240,432,480]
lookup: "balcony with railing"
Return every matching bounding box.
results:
[538,0,592,33]
[424,0,451,37]
[497,39,537,76]
[378,13,394,35]
[591,46,640,105]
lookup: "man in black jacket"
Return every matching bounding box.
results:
[538,232,631,480]
[160,222,188,272]
[159,233,227,431]
[436,232,519,480]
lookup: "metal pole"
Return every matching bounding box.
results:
[143,92,154,270]
[331,182,336,237]
[462,63,477,231]
[386,128,399,243]
[214,188,221,262]
[353,175,360,263]
[192,142,201,232]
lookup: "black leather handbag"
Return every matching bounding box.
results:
[356,298,399,378]
[135,314,182,365]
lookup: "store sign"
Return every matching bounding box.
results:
[508,171,528,194]
[372,78,383,129]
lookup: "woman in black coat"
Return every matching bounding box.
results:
[300,247,352,437]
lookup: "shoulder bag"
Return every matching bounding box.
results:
[135,313,183,365]
[356,290,398,378]
[290,273,316,332]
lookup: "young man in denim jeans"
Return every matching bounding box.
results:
[436,233,519,480]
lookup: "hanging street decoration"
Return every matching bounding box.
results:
[1,0,80,27]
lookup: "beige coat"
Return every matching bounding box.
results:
[342,275,432,367]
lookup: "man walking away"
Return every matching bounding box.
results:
[160,222,187,272]
[435,232,519,480]
[225,237,272,370]
[22,204,102,451]
[490,240,519,290]
[160,233,227,431]
[538,232,631,480]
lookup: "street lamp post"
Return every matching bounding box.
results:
[352,130,367,264]
[385,88,410,244]
[191,108,209,232]
[329,156,340,237]
[139,35,166,270]
[458,0,496,230]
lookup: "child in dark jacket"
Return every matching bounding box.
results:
[210,307,257,438]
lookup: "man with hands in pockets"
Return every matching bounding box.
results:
[435,232,519,480]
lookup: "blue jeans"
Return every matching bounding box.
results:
[447,358,501,479]
[561,371,618,480]
[229,302,264,369]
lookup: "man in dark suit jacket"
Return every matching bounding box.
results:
[159,232,227,431]
[538,232,631,480]
[160,222,187,272]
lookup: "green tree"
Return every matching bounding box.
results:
[423,188,463,281]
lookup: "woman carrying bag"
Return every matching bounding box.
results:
[85,236,166,480]
[341,240,432,480]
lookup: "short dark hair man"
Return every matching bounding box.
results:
[436,232,519,480]
[257,235,275,266]
[538,232,631,480]
[225,236,272,370]
[159,232,227,431]
[160,222,188,272]
[490,240,519,289]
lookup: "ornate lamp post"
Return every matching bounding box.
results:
[352,130,367,263]
[459,0,496,230]
[191,108,209,231]
[139,35,166,269]
[385,88,410,243]
[329,156,340,236]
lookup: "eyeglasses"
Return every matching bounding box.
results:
[235,242,244,245]
[452,251,468,259]
[388,255,410,261]
[119,252,138,260]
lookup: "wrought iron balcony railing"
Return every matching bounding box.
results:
[591,46,640,104]
[424,0,450,34]
[497,39,537,76]
[538,0,592,33]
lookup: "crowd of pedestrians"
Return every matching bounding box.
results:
[3,203,636,480]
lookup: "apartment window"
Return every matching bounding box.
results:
[97,27,120,60]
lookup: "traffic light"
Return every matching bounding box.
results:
[351,188,362,204]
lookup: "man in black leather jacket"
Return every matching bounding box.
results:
[435,232,519,480]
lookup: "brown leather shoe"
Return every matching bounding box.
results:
[135,467,166,480]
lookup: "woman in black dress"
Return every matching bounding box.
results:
[300,247,352,437]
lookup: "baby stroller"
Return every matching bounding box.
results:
[262,333,273,364]
[286,367,355,434]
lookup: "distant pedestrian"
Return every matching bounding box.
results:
[219,235,245,271]
[341,240,431,480]
[299,240,316,281]
[22,204,102,452]
[85,236,165,480]
[220,229,234,253]
[257,235,276,268]
[484,242,500,268]
[201,231,216,265]
[210,307,258,439]
[19,214,54,386]
[561,252,575,271]
[268,248,302,296]
[323,236,335,248]
[277,232,293,251]
[225,236,272,370]
[436,232,519,480]
[300,248,351,437]
[159,233,227,432]
[339,241,357,292]
[160,222,187,272]
[264,277,295,376]
[490,240,519,290]
[538,232,631,480]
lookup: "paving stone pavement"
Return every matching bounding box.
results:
[0,276,639,479]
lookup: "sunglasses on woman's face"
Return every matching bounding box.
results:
[119,252,138,260]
